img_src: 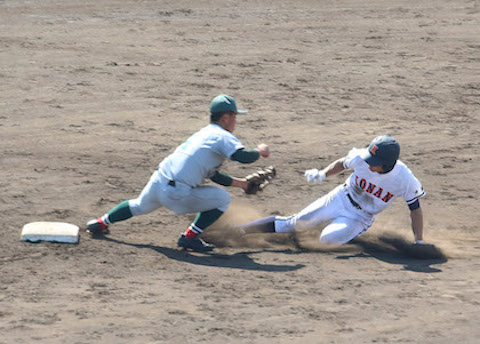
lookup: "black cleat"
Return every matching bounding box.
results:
[86,218,110,235]
[177,234,215,252]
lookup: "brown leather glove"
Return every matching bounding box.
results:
[245,166,276,194]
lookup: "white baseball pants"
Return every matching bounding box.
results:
[274,185,375,245]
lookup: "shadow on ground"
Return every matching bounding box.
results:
[336,233,448,273]
[92,229,447,273]
[100,236,305,272]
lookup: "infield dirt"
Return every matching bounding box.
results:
[1,0,479,343]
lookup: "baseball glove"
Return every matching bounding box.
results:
[245,166,276,194]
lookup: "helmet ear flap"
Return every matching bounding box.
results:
[382,162,396,173]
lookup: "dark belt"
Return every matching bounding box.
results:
[156,167,176,187]
[346,193,362,210]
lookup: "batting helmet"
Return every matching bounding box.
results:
[361,135,400,173]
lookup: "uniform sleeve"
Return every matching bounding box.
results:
[402,170,426,205]
[343,148,364,169]
[218,133,245,158]
[231,148,260,163]
[210,170,233,186]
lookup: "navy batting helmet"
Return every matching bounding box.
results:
[361,135,400,173]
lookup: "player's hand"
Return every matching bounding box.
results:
[256,143,270,158]
[409,241,446,259]
[305,169,326,183]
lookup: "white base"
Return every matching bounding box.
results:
[21,222,80,244]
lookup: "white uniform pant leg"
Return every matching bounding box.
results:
[128,173,165,216]
[319,217,371,245]
[275,186,344,233]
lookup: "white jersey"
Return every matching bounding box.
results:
[343,148,425,215]
[159,124,244,187]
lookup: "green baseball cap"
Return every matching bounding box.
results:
[210,94,247,115]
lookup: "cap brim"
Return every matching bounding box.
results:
[360,149,383,166]
[235,109,248,114]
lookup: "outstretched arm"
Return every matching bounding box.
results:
[322,158,347,178]
[209,170,250,192]
[231,177,250,192]
[305,158,347,183]
[410,207,424,243]
[231,144,270,164]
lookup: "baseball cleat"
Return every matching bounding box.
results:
[177,234,215,252]
[86,218,110,235]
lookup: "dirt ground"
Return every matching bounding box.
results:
[1,0,480,343]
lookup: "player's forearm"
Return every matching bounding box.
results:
[410,207,424,242]
[322,158,347,178]
[231,144,270,163]
[210,170,233,186]
[231,148,260,163]
[210,171,248,191]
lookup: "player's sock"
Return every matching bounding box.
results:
[185,209,224,238]
[107,200,133,224]
[185,225,201,239]
[100,214,111,226]
[240,215,276,233]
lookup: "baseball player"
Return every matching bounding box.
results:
[240,135,426,246]
[86,94,270,251]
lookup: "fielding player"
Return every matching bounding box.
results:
[87,94,270,251]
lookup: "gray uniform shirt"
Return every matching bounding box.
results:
[159,124,244,187]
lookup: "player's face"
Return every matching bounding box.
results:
[368,165,384,173]
[223,113,237,132]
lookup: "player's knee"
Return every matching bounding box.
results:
[319,232,344,245]
[129,198,155,216]
[217,189,231,212]
[128,199,143,216]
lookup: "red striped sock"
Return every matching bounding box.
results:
[184,228,197,239]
